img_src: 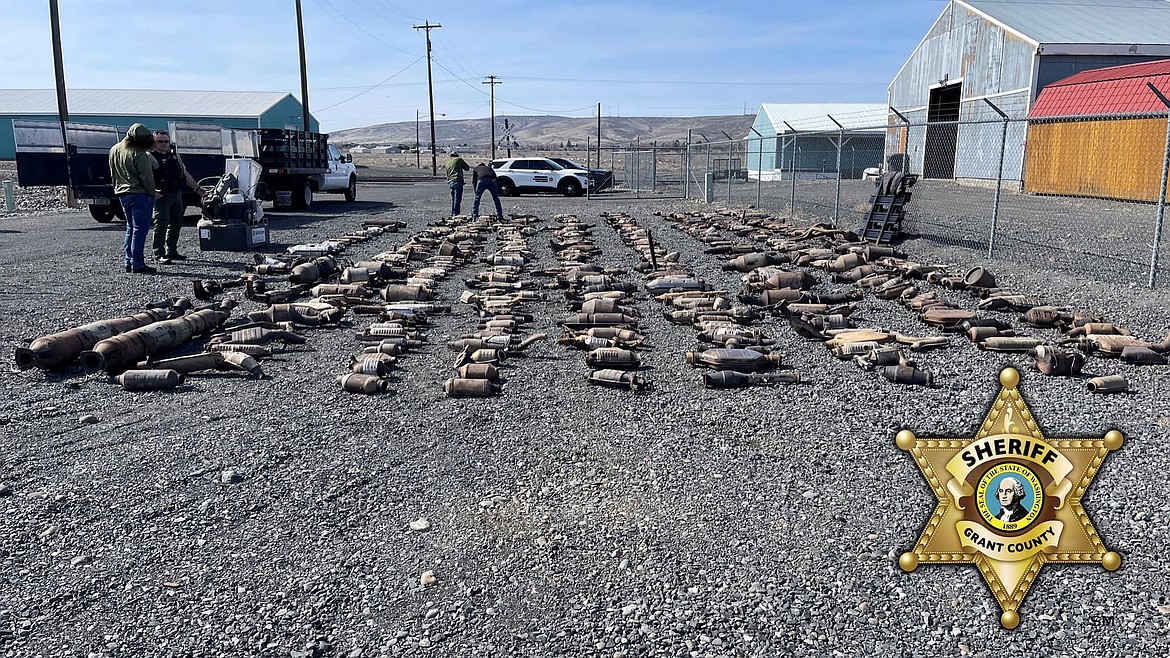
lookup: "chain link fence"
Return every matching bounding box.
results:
[684,110,1170,287]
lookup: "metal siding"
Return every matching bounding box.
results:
[953,90,1029,180]
[0,113,291,159]
[259,96,320,132]
[965,0,1170,45]
[0,89,290,117]
[1036,54,1170,93]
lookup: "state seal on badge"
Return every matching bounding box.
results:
[896,367,1123,628]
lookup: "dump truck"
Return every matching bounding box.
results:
[12,120,357,222]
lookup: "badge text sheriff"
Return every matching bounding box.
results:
[961,436,1059,468]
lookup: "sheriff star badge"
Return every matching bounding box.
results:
[896,367,1123,628]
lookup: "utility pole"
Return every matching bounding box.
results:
[483,75,501,159]
[412,20,441,175]
[48,0,74,207]
[415,109,421,169]
[295,0,311,133]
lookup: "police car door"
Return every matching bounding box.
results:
[327,144,346,189]
[528,159,555,187]
[511,159,536,189]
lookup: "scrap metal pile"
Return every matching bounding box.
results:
[448,214,547,397]
[16,206,1169,397]
[546,213,650,391]
[657,208,1170,393]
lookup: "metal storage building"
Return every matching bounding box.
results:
[1025,59,1170,201]
[746,103,888,181]
[887,0,1170,185]
[0,89,318,159]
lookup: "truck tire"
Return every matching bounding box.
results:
[559,179,582,197]
[89,204,116,223]
[292,181,313,210]
[497,178,516,197]
[344,176,357,202]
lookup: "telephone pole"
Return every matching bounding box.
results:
[48,0,74,207]
[412,20,442,175]
[295,0,311,133]
[483,75,501,159]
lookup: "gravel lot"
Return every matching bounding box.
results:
[1,178,1169,657]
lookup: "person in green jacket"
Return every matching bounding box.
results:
[108,123,159,273]
[445,150,470,216]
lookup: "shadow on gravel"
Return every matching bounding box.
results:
[70,224,125,232]
[0,229,20,234]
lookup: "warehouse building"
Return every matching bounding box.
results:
[887,0,1170,185]
[1025,59,1170,201]
[745,103,888,181]
[0,89,317,159]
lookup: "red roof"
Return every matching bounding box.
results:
[1030,59,1170,118]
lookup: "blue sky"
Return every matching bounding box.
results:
[0,0,950,131]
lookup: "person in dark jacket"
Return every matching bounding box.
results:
[150,130,203,264]
[108,123,158,273]
[471,162,505,220]
[445,150,470,216]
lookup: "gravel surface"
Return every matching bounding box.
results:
[2,181,1169,657]
[0,161,78,217]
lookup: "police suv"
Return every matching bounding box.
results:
[489,157,590,197]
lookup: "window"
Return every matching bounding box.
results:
[328,144,341,160]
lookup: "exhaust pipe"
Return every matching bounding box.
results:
[117,369,184,391]
[1087,375,1128,394]
[585,368,651,391]
[339,373,388,394]
[701,370,800,388]
[80,302,235,374]
[15,306,180,370]
[881,365,934,386]
[136,351,263,378]
[443,377,501,397]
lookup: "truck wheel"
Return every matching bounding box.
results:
[344,176,357,202]
[89,204,116,223]
[497,178,516,197]
[293,181,313,210]
[560,179,582,197]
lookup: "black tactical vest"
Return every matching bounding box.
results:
[154,150,184,192]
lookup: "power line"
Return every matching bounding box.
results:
[316,0,415,56]
[314,56,424,112]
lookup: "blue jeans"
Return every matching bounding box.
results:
[473,178,504,219]
[448,180,464,216]
[120,193,155,268]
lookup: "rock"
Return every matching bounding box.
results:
[420,570,438,587]
[409,517,431,532]
[219,469,244,485]
[39,524,60,540]
[424,608,439,619]
[70,555,93,567]
[0,483,10,497]
[418,638,431,647]
[78,414,99,425]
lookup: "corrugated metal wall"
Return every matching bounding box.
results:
[887,4,1036,181]
[2,100,319,159]
[1025,117,1168,201]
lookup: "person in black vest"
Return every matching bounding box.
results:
[150,130,203,264]
[471,162,505,220]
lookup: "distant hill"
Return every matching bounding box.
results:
[330,115,757,149]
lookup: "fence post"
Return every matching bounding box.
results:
[635,149,641,200]
[828,115,845,227]
[685,129,692,200]
[652,141,658,192]
[1148,83,1170,288]
[726,141,733,205]
[3,180,15,212]
[983,98,1010,259]
[890,106,911,173]
[784,122,798,221]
